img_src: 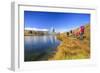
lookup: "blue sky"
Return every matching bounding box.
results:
[24,11,90,32]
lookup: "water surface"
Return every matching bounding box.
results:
[24,35,60,61]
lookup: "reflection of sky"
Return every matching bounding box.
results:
[24,11,90,32]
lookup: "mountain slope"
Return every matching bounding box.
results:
[49,24,90,60]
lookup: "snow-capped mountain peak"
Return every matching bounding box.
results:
[25,27,49,31]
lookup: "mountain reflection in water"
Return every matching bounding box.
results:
[24,35,60,61]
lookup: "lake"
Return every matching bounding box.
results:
[24,35,60,61]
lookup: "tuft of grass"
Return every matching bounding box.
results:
[49,24,90,60]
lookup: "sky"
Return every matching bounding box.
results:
[24,11,90,32]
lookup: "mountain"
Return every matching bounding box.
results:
[25,27,49,31]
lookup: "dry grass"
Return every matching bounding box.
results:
[49,24,90,60]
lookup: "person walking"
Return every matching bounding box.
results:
[80,26,85,40]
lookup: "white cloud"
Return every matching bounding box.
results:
[24,27,49,31]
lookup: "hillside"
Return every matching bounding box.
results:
[49,24,90,60]
[24,30,49,36]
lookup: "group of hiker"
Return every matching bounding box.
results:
[66,26,85,40]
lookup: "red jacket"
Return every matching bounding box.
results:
[80,26,84,33]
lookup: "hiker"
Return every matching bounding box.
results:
[80,26,85,40]
[76,31,79,37]
[72,31,76,37]
[70,30,73,36]
[70,30,72,34]
[66,32,69,36]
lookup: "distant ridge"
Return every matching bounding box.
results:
[25,27,49,31]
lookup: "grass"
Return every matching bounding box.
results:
[49,24,90,60]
